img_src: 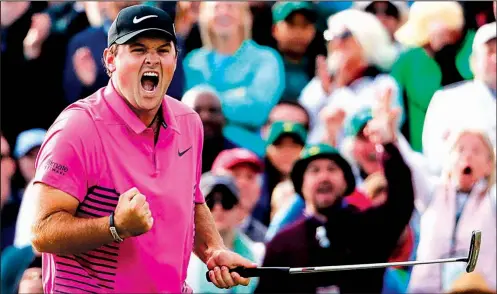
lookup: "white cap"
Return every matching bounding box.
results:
[473,22,497,51]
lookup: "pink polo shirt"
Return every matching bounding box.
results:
[33,80,204,293]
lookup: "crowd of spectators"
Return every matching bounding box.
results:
[1,1,496,293]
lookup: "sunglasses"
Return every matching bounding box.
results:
[206,189,238,211]
[326,30,353,42]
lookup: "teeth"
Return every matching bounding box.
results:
[143,72,158,77]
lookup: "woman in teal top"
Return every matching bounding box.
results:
[183,2,285,158]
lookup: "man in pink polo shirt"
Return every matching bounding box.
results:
[31,5,255,293]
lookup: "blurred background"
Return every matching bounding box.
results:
[1,1,496,293]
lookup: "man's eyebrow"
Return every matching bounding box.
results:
[158,42,172,49]
[129,42,172,49]
[129,42,146,48]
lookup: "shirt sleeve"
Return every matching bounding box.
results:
[33,109,98,203]
[194,114,205,204]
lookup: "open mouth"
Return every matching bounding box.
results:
[141,71,159,92]
[366,152,377,162]
[316,182,334,194]
[463,166,472,175]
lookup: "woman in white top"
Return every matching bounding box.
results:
[408,127,496,293]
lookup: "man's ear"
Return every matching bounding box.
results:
[103,48,116,73]
[271,24,278,39]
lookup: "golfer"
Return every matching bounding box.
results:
[31,5,255,293]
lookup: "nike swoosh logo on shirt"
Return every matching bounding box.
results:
[133,15,158,24]
[178,146,192,157]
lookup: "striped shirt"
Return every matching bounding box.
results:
[34,80,204,293]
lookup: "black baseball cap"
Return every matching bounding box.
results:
[200,172,239,201]
[108,5,177,47]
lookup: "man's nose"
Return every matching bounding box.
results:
[145,53,160,66]
[198,110,211,121]
[314,170,330,182]
[460,151,473,162]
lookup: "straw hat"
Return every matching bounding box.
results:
[394,1,464,47]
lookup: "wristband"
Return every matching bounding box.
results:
[109,212,124,243]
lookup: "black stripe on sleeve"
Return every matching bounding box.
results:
[90,248,118,257]
[98,283,114,290]
[80,202,114,214]
[56,269,91,280]
[93,186,119,195]
[85,197,118,208]
[57,276,100,289]
[103,244,119,250]
[81,253,118,263]
[74,255,118,270]
[57,260,116,277]
[55,282,97,294]
[87,191,119,201]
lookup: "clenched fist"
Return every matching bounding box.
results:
[113,188,153,239]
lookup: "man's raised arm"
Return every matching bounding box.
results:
[32,184,153,255]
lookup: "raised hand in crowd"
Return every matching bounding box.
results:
[320,107,346,147]
[174,1,200,38]
[23,13,51,60]
[364,87,401,145]
[316,54,333,95]
[72,47,97,86]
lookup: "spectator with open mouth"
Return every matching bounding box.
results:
[255,91,414,292]
[408,127,496,293]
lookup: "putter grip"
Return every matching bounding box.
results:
[206,267,290,282]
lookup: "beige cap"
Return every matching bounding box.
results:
[473,22,497,51]
[394,1,464,47]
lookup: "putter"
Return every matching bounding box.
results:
[206,230,481,282]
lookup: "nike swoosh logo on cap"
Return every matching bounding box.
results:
[133,15,158,24]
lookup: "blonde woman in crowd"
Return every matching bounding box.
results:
[407,127,496,293]
[183,1,285,157]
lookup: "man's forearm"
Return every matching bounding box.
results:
[32,212,115,255]
[193,203,226,263]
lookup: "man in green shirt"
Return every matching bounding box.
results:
[390,1,475,152]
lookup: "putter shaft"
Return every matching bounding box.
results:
[290,257,467,274]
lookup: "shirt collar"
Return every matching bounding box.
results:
[475,79,496,99]
[103,79,180,134]
[489,87,496,99]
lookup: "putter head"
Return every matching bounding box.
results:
[465,230,482,273]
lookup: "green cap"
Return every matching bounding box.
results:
[266,121,307,146]
[272,1,317,24]
[344,108,373,138]
[290,143,356,198]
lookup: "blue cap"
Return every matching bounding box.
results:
[14,128,47,159]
